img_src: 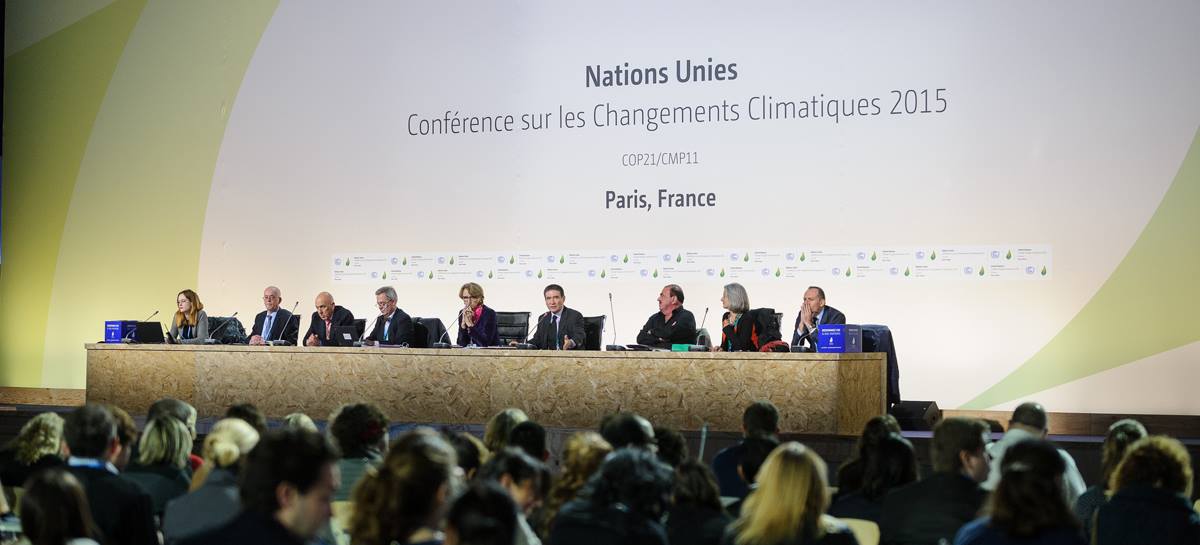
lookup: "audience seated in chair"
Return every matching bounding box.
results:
[19,468,102,545]
[666,459,732,545]
[982,402,1086,504]
[63,404,157,545]
[508,420,550,463]
[829,432,918,523]
[124,415,193,516]
[726,436,780,518]
[539,432,612,538]
[146,397,203,472]
[484,408,529,456]
[479,447,551,545]
[653,426,689,468]
[445,431,487,481]
[713,400,780,500]
[328,403,389,502]
[599,412,657,451]
[445,481,520,545]
[163,418,260,544]
[835,414,901,499]
[547,447,674,545]
[349,428,460,545]
[1073,418,1146,538]
[1093,435,1200,545]
[0,412,66,503]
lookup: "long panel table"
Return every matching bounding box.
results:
[84,344,886,434]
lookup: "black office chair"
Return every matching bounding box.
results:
[409,318,429,348]
[494,311,530,346]
[352,319,366,340]
[418,317,448,347]
[582,315,606,351]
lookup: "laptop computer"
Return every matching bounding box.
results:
[329,325,361,347]
[134,321,166,344]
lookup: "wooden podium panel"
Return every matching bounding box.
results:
[85,344,885,434]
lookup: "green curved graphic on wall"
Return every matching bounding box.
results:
[965,128,1200,409]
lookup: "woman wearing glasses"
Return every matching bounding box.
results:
[456,282,499,346]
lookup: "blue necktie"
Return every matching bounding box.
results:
[263,314,274,340]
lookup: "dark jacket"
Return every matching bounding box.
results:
[163,468,241,544]
[305,306,355,346]
[68,465,158,545]
[666,504,732,545]
[1093,484,1200,545]
[531,307,587,350]
[547,498,668,545]
[880,472,987,545]
[457,304,499,346]
[712,442,749,499]
[721,308,782,352]
[636,307,697,348]
[953,517,1086,545]
[180,510,306,545]
[791,305,846,348]
[828,491,883,523]
[250,309,298,344]
[719,520,859,545]
[366,308,414,346]
[0,450,63,488]
[123,461,190,516]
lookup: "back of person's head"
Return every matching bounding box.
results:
[599,411,656,450]
[240,428,339,517]
[673,459,723,512]
[542,431,612,536]
[446,481,519,545]
[739,436,780,485]
[63,403,116,459]
[445,431,485,479]
[282,412,318,433]
[329,403,389,456]
[1009,401,1048,432]
[147,397,197,437]
[225,403,268,434]
[479,447,550,507]
[105,404,138,452]
[856,414,901,457]
[19,468,99,545]
[860,433,919,500]
[742,401,780,439]
[988,439,1076,537]
[351,428,459,545]
[930,417,989,473]
[580,447,674,520]
[734,442,831,545]
[1101,419,1147,489]
[483,408,528,453]
[136,414,192,469]
[11,412,64,465]
[507,420,547,461]
[203,418,261,471]
[1111,435,1193,498]
[653,426,688,467]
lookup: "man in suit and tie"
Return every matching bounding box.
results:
[365,285,413,346]
[248,286,298,345]
[791,286,846,349]
[304,291,355,346]
[64,404,158,545]
[524,284,586,350]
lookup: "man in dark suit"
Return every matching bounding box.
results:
[63,403,157,545]
[181,429,340,545]
[249,286,299,345]
[712,400,779,499]
[791,285,846,349]
[526,284,586,350]
[636,284,697,348]
[879,417,992,545]
[365,285,413,346]
[304,291,355,346]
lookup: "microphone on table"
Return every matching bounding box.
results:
[512,312,546,350]
[123,310,159,342]
[204,312,239,344]
[357,314,378,346]
[605,292,625,351]
[433,304,470,349]
[689,307,710,352]
[267,302,299,345]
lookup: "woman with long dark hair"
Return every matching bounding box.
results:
[20,468,101,545]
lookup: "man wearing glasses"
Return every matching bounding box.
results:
[248,286,299,345]
[364,285,414,346]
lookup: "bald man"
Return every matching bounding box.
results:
[304,292,355,347]
[248,286,299,345]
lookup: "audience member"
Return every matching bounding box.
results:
[63,404,157,545]
[727,436,780,517]
[124,414,192,515]
[1074,418,1146,537]
[282,412,319,433]
[446,431,487,480]
[509,420,550,462]
[835,414,901,497]
[666,459,732,545]
[484,409,529,455]
[653,426,689,468]
[829,432,918,523]
[103,404,138,471]
[445,481,519,545]
[147,398,202,472]
[954,439,1085,545]
[540,432,612,537]
[879,417,991,545]
[0,412,65,491]
[328,403,389,501]
[480,448,551,545]
[547,448,674,545]
[722,442,856,545]
[225,403,268,434]
[19,468,101,545]
[599,412,657,451]
[181,428,339,545]
[350,428,459,545]
[163,418,260,543]
[983,402,1086,504]
[713,400,780,499]
[1093,436,1200,545]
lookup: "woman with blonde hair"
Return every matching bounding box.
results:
[540,431,613,536]
[457,282,499,347]
[124,415,193,515]
[724,442,856,545]
[350,428,460,545]
[162,418,260,543]
[169,289,209,344]
[483,408,529,455]
[0,412,65,490]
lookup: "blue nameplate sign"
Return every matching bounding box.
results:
[105,320,138,343]
[816,324,862,353]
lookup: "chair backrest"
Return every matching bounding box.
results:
[352,319,366,340]
[494,311,530,345]
[840,518,880,545]
[409,318,429,348]
[206,316,247,344]
[582,316,606,350]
